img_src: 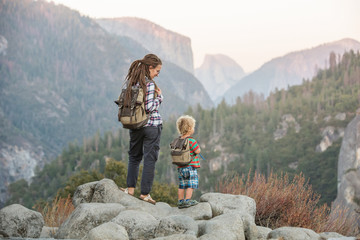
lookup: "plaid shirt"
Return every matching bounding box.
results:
[144,81,163,127]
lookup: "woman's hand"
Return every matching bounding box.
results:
[155,87,162,96]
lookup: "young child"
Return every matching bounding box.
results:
[176,115,201,209]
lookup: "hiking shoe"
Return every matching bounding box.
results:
[187,199,199,207]
[119,187,134,196]
[178,200,191,209]
[139,194,156,205]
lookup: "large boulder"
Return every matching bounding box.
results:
[73,178,158,209]
[170,202,212,220]
[200,192,257,239]
[91,178,124,203]
[72,181,98,207]
[111,210,159,240]
[82,222,129,240]
[154,215,198,237]
[73,178,174,220]
[73,178,133,207]
[123,201,172,220]
[56,203,124,239]
[198,212,246,240]
[257,226,272,239]
[200,192,256,218]
[319,232,345,239]
[0,204,44,238]
[267,226,320,240]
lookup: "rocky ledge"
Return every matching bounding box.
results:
[0,178,355,240]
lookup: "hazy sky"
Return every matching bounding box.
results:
[49,0,360,73]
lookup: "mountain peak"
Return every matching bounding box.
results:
[323,38,360,47]
[195,54,245,102]
[201,54,245,71]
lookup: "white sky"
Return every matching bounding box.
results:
[49,0,360,73]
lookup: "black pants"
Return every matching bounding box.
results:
[127,125,162,195]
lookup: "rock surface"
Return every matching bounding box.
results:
[155,215,198,238]
[1,178,352,239]
[111,210,159,240]
[200,192,256,217]
[0,142,45,207]
[82,222,129,240]
[273,114,301,140]
[195,54,245,102]
[0,35,8,55]
[316,126,345,152]
[96,17,194,74]
[268,226,320,239]
[56,203,125,239]
[333,115,360,214]
[0,204,44,238]
[198,212,246,240]
[39,226,57,238]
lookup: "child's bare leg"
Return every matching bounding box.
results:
[185,188,194,200]
[178,189,185,200]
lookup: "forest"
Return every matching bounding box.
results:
[6,50,360,208]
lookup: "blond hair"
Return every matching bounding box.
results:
[176,115,196,135]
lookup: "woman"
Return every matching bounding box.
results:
[120,54,163,204]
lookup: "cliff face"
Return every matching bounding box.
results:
[195,54,245,103]
[96,17,194,74]
[333,113,360,212]
[0,143,45,204]
[0,35,7,55]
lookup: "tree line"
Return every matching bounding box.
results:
[6,50,360,208]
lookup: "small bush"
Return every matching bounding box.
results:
[104,158,127,187]
[58,170,104,198]
[217,171,359,236]
[150,181,178,206]
[34,194,75,227]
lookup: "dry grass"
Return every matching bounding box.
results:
[34,194,75,228]
[217,171,359,236]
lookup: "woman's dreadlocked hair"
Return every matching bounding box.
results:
[124,54,162,106]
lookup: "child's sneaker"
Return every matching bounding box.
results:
[178,200,190,209]
[187,199,199,207]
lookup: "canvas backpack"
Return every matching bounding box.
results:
[170,137,192,166]
[114,82,149,129]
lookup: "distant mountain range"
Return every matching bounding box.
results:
[222,38,360,103]
[0,0,212,205]
[195,54,245,103]
[1,0,360,207]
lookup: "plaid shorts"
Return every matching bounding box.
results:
[178,166,199,189]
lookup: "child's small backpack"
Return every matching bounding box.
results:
[114,84,149,129]
[170,137,191,166]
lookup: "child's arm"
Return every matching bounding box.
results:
[194,147,201,155]
[190,138,201,155]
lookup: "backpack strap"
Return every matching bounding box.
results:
[170,137,188,150]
